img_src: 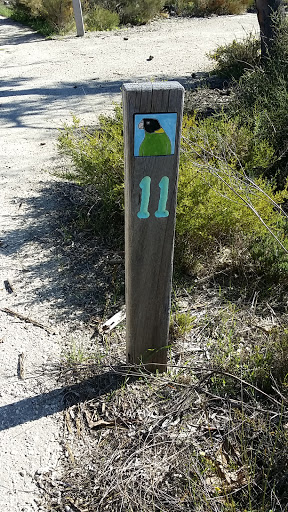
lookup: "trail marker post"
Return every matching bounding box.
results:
[123,82,184,372]
[72,0,84,37]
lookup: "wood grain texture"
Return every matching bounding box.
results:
[123,82,184,371]
[72,0,84,37]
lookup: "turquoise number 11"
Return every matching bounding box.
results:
[137,176,169,219]
[137,176,151,219]
[155,177,169,218]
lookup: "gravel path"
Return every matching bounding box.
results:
[0,13,258,511]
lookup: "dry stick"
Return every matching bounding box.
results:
[18,352,26,380]
[63,360,286,410]
[0,307,53,334]
[129,364,285,408]
[210,368,284,407]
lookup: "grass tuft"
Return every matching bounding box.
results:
[85,5,119,31]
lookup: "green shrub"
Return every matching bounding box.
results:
[177,113,288,271]
[121,0,165,24]
[85,5,119,31]
[226,17,288,186]
[91,0,165,24]
[58,105,288,276]
[0,4,13,16]
[11,0,73,33]
[208,306,288,392]
[57,105,124,230]
[174,0,254,16]
[209,34,260,80]
[42,0,73,30]
[12,0,42,17]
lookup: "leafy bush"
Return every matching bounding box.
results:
[208,304,288,392]
[11,0,74,32]
[58,105,288,275]
[12,0,42,17]
[91,0,165,24]
[206,16,288,188]
[227,18,288,186]
[177,113,288,272]
[42,0,73,30]
[85,5,119,31]
[173,0,254,16]
[209,34,260,80]
[120,0,165,24]
[235,71,288,161]
[0,4,13,16]
[57,105,124,230]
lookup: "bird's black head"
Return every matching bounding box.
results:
[141,118,161,133]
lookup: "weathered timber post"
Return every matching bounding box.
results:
[123,82,184,372]
[72,0,84,37]
[256,0,283,59]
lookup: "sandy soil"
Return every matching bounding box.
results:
[0,13,258,511]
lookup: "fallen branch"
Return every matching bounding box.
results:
[0,307,53,334]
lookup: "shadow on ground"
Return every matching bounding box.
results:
[0,16,45,46]
[0,368,129,431]
[0,72,201,128]
[1,180,125,323]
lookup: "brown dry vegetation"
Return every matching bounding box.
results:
[39,275,288,512]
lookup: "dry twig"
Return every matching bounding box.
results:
[0,307,53,334]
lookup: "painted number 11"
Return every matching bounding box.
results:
[137,176,169,219]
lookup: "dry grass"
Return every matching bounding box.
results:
[38,277,288,512]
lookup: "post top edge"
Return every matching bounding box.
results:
[122,81,184,92]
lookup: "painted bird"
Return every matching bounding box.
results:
[138,118,171,156]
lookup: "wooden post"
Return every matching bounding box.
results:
[123,82,184,372]
[256,0,283,59]
[72,0,84,37]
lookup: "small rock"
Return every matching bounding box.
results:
[147,55,154,61]
[35,466,50,475]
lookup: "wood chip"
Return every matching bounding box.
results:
[100,307,126,333]
[18,352,26,379]
[4,279,14,294]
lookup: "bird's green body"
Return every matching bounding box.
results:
[139,129,172,157]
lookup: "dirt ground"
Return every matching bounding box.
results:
[0,13,259,511]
